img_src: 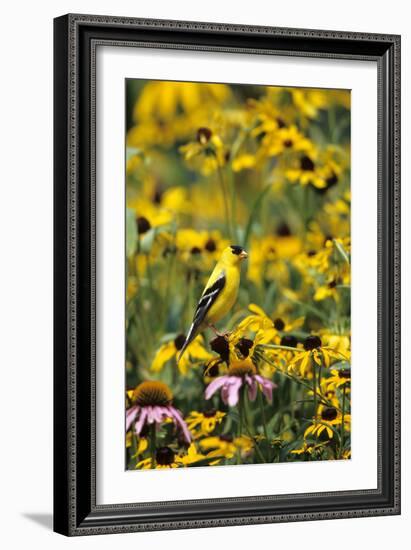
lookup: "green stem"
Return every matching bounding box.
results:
[237,391,244,464]
[255,352,341,412]
[257,343,300,353]
[238,389,266,463]
[312,358,318,427]
[339,384,347,458]
[149,424,157,469]
[258,390,269,443]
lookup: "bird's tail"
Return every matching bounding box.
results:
[177,323,198,363]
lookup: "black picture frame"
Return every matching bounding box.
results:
[53,13,401,536]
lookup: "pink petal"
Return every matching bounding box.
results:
[221,384,230,405]
[226,377,243,407]
[152,406,166,424]
[125,405,139,431]
[134,407,148,435]
[168,406,192,444]
[205,376,229,400]
[254,374,277,403]
[246,375,258,401]
[143,405,156,424]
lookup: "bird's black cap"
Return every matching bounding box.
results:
[230,245,245,255]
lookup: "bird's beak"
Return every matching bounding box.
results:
[240,250,248,260]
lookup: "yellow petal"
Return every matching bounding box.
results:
[248,303,268,317]
[151,342,176,372]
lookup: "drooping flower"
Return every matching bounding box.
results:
[287,335,347,377]
[325,367,351,391]
[179,127,229,175]
[126,381,191,443]
[304,406,351,440]
[205,357,276,407]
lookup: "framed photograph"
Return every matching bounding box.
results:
[53,14,401,536]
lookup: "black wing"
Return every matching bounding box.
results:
[192,273,226,328]
[177,272,226,362]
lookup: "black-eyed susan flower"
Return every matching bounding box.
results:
[177,443,207,466]
[286,154,328,189]
[288,335,347,377]
[205,357,276,406]
[325,368,351,391]
[313,277,342,302]
[238,303,303,339]
[136,446,180,470]
[199,434,253,461]
[304,405,351,440]
[175,229,228,267]
[179,127,229,176]
[186,409,226,438]
[260,124,315,158]
[289,88,328,120]
[290,441,328,456]
[136,442,210,469]
[126,381,191,443]
[152,334,211,376]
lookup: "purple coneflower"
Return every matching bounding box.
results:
[205,358,277,407]
[126,380,191,443]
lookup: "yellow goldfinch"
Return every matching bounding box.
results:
[178,245,248,362]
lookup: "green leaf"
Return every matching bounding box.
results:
[333,239,350,264]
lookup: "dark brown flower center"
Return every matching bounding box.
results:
[300,156,315,171]
[133,381,172,407]
[153,186,163,204]
[236,337,254,358]
[328,280,337,289]
[205,362,220,378]
[174,334,186,351]
[210,335,229,363]
[204,238,217,252]
[191,246,202,255]
[283,139,293,148]
[326,172,338,187]
[276,222,292,237]
[338,369,351,379]
[203,408,217,418]
[273,318,285,331]
[304,335,322,351]
[136,216,151,235]
[280,334,298,348]
[156,446,175,466]
[276,117,286,129]
[321,407,338,421]
[197,127,212,144]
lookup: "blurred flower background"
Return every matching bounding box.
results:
[125,79,351,469]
